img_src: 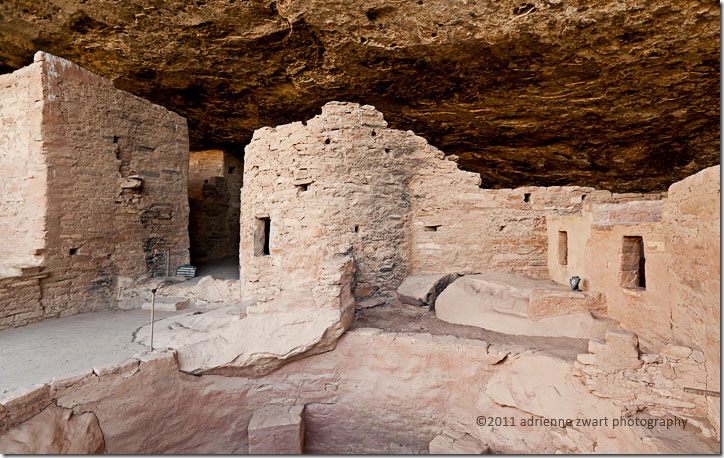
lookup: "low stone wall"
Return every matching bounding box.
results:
[575,330,712,435]
[0,271,44,329]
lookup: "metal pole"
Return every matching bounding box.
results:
[165,250,170,277]
[150,288,156,352]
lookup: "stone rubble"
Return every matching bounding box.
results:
[575,334,713,437]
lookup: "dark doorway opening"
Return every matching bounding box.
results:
[621,236,645,289]
[187,149,243,277]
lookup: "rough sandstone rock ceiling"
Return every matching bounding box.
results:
[0,0,719,191]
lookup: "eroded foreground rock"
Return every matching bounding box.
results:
[134,254,355,376]
[0,327,718,454]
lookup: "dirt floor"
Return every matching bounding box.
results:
[353,302,590,361]
[0,308,189,394]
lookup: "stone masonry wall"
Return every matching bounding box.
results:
[663,165,720,436]
[241,102,674,306]
[38,51,190,317]
[546,166,720,437]
[0,52,190,329]
[240,103,411,304]
[0,63,47,273]
[547,202,670,347]
[411,185,664,280]
[410,182,614,278]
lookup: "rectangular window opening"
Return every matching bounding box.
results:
[558,231,568,266]
[621,236,645,289]
[424,225,440,232]
[254,217,271,256]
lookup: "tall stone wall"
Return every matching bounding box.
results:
[410,182,617,278]
[240,102,620,304]
[0,52,190,329]
[663,165,720,436]
[189,149,242,262]
[240,103,413,304]
[0,63,47,273]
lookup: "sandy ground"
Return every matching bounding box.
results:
[0,309,185,394]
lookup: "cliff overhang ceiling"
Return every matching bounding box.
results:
[0,0,718,192]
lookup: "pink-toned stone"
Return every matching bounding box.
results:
[0,406,104,454]
[527,290,606,320]
[435,273,614,338]
[0,384,52,428]
[248,405,305,454]
[0,51,190,330]
[429,431,489,454]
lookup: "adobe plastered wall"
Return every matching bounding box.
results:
[0,52,190,329]
[0,63,47,273]
[547,198,669,346]
[547,166,720,436]
[189,149,242,261]
[241,102,619,304]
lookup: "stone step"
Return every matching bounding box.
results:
[435,272,614,339]
[397,272,461,309]
[141,296,189,311]
[248,405,305,454]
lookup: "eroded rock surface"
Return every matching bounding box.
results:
[2,327,718,454]
[435,273,616,338]
[0,406,104,454]
[0,0,717,191]
[134,254,355,376]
